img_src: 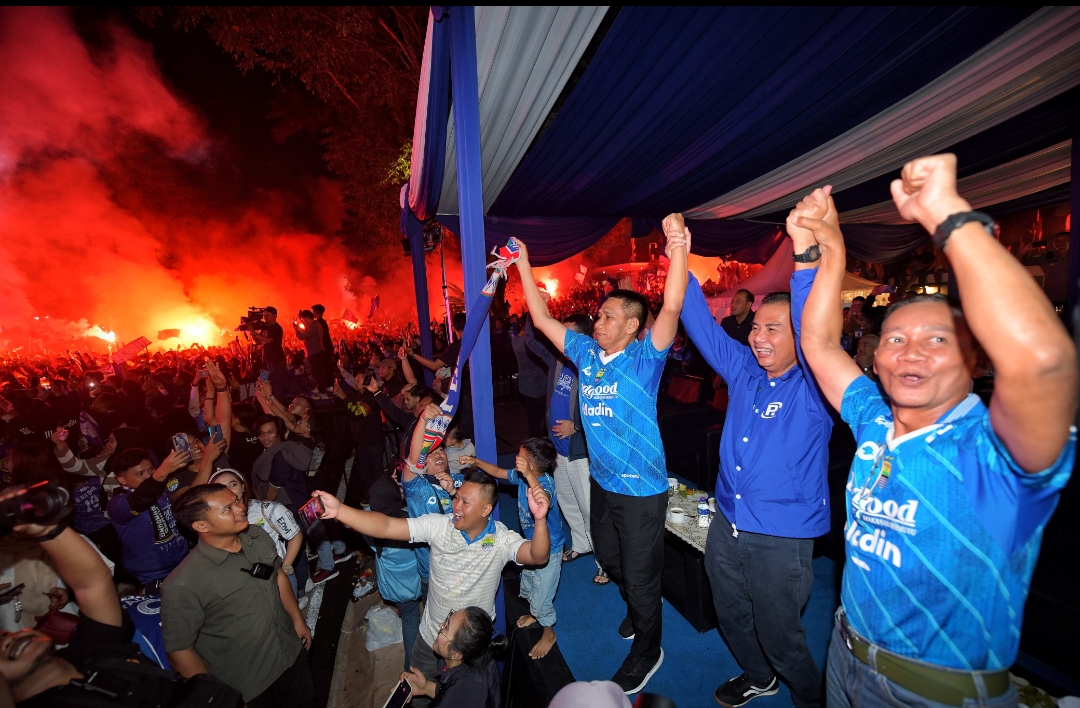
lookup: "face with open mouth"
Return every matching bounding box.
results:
[876,301,973,412]
[749,302,797,376]
[0,629,57,685]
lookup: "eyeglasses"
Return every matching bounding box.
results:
[437,610,455,637]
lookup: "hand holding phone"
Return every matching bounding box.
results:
[385,677,414,708]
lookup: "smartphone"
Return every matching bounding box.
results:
[298,496,325,528]
[382,679,412,708]
[40,378,51,391]
[171,433,193,462]
[259,369,270,383]
[197,369,210,379]
[207,425,223,443]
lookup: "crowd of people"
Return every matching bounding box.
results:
[0,153,1076,708]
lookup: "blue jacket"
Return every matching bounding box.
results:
[680,270,831,538]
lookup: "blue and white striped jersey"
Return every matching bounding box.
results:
[840,375,1075,670]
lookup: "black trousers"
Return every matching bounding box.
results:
[590,479,666,665]
[704,510,822,708]
[523,394,547,439]
[345,445,385,507]
[308,351,334,392]
[248,648,315,708]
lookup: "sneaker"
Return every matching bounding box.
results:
[298,595,309,611]
[333,549,358,565]
[618,614,635,640]
[305,578,314,593]
[713,674,779,707]
[311,568,339,585]
[612,649,664,694]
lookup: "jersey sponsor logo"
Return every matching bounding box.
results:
[581,366,593,377]
[580,381,618,399]
[555,372,573,393]
[856,441,882,461]
[851,486,919,535]
[581,401,615,418]
[761,401,783,419]
[845,522,902,568]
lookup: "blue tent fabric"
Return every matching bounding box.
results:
[489,6,1034,218]
[434,215,621,267]
[408,10,451,221]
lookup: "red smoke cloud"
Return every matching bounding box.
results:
[0,7,426,354]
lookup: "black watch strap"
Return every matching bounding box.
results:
[28,522,68,543]
[792,244,821,263]
[932,211,996,250]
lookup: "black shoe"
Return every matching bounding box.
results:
[618,614,635,640]
[612,649,664,694]
[713,674,779,707]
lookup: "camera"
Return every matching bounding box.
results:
[236,307,271,333]
[0,482,72,538]
[240,562,276,580]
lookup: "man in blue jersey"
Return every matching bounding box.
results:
[513,223,688,695]
[796,155,1077,707]
[673,209,832,707]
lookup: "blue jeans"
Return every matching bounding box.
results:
[826,620,1018,708]
[396,599,421,672]
[308,519,347,572]
[520,550,563,627]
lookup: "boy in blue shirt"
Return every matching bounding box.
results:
[108,447,192,592]
[797,156,1076,707]
[462,437,566,659]
[512,225,688,694]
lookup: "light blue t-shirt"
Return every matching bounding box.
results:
[840,375,1075,670]
[506,468,566,553]
[563,330,670,497]
[402,472,464,578]
[549,368,574,457]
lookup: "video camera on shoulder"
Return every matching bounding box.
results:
[236,307,271,333]
[0,481,72,538]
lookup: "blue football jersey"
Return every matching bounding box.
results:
[840,375,1075,670]
[563,330,670,497]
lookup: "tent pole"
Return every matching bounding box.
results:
[449,6,496,463]
[407,210,435,385]
[1067,128,1079,322]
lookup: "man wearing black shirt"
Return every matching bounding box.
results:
[0,489,241,707]
[719,289,755,347]
[248,307,290,395]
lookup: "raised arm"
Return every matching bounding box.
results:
[515,485,552,565]
[173,437,226,499]
[792,189,862,410]
[890,154,1077,472]
[399,348,418,386]
[650,215,689,351]
[206,361,233,450]
[513,239,568,353]
[2,489,122,627]
[523,313,558,368]
[405,403,443,479]
[311,490,412,541]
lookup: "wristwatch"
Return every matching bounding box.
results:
[792,244,821,263]
[282,564,294,575]
[933,211,996,250]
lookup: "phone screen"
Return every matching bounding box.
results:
[382,679,412,708]
[259,369,270,383]
[299,497,325,527]
[207,425,222,443]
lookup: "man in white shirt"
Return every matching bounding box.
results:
[312,469,551,704]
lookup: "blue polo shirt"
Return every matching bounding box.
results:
[680,271,832,538]
[549,369,574,457]
[840,375,1076,669]
[562,329,670,497]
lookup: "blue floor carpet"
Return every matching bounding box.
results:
[551,551,840,706]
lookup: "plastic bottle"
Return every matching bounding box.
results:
[698,496,710,528]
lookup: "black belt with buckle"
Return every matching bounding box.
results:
[837,611,1010,706]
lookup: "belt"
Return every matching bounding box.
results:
[837,610,1010,706]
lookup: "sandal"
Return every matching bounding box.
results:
[593,568,610,585]
[563,549,582,563]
